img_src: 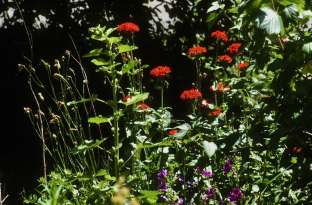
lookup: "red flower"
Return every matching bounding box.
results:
[292,147,302,153]
[210,84,230,94]
[180,89,202,101]
[235,62,249,70]
[201,99,214,108]
[117,22,139,34]
[211,31,228,42]
[169,129,178,136]
[228,43,241,54]
[123,95,131,102]
[137,103,150,113]
[187,47,207,57]
[208,108,222,116]
[219,55,232,63]
[150,66,171,79]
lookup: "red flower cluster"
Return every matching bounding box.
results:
[187,47,207,57]
[150,66,171,79]
[228,43,241,54]
[137,103,150,113]
[169,129,178,136]
[208,108,222,116]
[201,99,214,108]
[235,62,249,70]
[180,89,202,101]
[117,22,139,34]
[211,31,228,42]
[210,84,230,94]
[292,147,302,153]
[123,95,131,102]
[219,55,232,63]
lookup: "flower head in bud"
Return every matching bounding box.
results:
[83,79,88,84]
[62,56,65,61]
[202,72,207,78]
[65,50,70,55]
[66,75,72,81]
[54,59,61,69]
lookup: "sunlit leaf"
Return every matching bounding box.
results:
[118,44,138,53]
[206,12,219,31]
[122,61,140,74]
[120,93,149,106]
[82,48,103,58]
[91,58,109,66]
[203,141,218,158]
[207,1,225,13]
[302,61,312,75]
[67,94,98,106]
[257,7,284,36]
[302,42,312,54]
[137,190,160,204]
[88,116,113,124]
[69,138,106,154]
[96,63,121,72]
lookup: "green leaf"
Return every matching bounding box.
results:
[107,36,122,43]
[136,141,172,149]
[258,7,284,36]
[67,94,98,106]
[300,10,312,24]
[278,0,304,7]
[118,44,138,53]
[105,27,117,36]
[302,42,312,54]
[69,138,106,154]
[91,58,109,66]
[203,141,218,158]
[206,12,219,31]
[207,1,225,13]
[302,61,312,75]
[281,4,298,25]
[120,93,149,106]
[252,185,260,192]
[88,116,113,124]
[137,190,160,204]
[173,123,190,139]
[122,61,140,75]
[82,48,103,58]
[95,169,108,177]
[238,0,262,15]
[95,63,121,72]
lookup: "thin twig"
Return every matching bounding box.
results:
[14,0,47,187]
[120,149,139,169]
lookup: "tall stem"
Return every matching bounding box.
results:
[161,79,164,141]
[112,55,119,179]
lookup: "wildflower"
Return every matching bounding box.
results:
[157,182,167,192]
[219,200,223,205]
[211,31,228,42]
[223,158,232,174]
[137,103,150,113]
[210,84,230,94]
[208,108,222,116]
[292,147,302,153]
[178,175,183,182]
[219,55,232,63]
[202,170,213,177]
[235,62,249,70]
[186,181,193,186]
[228,43,241,54]
[180,89,202,101]
[174,198,184,205]
[160,195,167,200]
[123,95,131,102]
[117,22,139,34]
[150,66,171,79]
[158,169,168,180]
[169,129,178,136]
[227,188,242,203]
[201,187,214,201]
[188,46,207,57]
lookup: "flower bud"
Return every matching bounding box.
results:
[65,50,70,55]
[66,75,72,81]
[38,93,44,101]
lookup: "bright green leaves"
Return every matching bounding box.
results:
[172,123,190,139]
[203,141,218,158]
[88,24,121,43]
[82,48,104,58]
[302,42,312,54]
[257,7,284,37]
[120,93,149,106]
[69,138,106,154]
[96,63,121,72]
[122,61,140,75]
[67,94,98,106]
[118,44,138,53]
[281,4,299,25]
[137,190,160,204]
[206,12,220,31]
[207,1,225,13]
[91,58,109,66]
[88,116,113,124]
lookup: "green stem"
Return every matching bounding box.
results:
[161,79,164,141]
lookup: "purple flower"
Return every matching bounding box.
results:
[202,170,213,177]
[158,169,168,180]
[178,175,184,182]
[174,198,184,205]
[160,195,167,200]
[201,187,214,201]
[227,188,242,203]
[186,181,193,186]
[219,200,223,205]
[223,158,232,174]
[157,182,167,192]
